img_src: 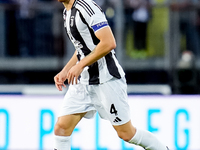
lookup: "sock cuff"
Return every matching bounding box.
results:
[128,128,168,150]
[54,135,71,150]
[128,128,141,145]
[54,135,71,141]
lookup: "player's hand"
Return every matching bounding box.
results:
[54,72,67,91]
[67,64,83,85]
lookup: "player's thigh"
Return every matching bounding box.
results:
[54,112,86,136]
[97,77,130,125]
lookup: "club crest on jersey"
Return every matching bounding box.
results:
[70,16,74,27]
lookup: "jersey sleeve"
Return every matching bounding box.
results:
[77,0,109,32]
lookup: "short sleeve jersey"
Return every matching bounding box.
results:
[63,0,125,85]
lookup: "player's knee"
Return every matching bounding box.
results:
[54,122,72,136]
[54,122,63,136]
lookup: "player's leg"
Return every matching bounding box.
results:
[112,120,136,142]
[54,112,86,150]
[96,77,169,150]
[53,83,97,150]
[54,113,86,136]
[113,121,169,150]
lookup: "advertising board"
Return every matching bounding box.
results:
[0,95,199,150]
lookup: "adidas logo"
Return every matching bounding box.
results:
[113,117,122,123]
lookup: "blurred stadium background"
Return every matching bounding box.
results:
[1,0,200,149]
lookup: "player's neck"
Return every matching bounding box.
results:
[63,0,75,11]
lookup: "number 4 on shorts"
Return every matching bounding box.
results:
[110,104,118,115]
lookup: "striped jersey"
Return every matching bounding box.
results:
[63,0,125,85]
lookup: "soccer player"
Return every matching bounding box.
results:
[54,0,169,150]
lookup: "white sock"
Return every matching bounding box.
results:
[128,128,168,150]
[54,135,71,150]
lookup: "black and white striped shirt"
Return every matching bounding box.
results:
[63,0,125,85]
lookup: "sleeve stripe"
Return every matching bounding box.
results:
[77,0,95,17]
[92,1,103,12]
[80,0,95,14]
[77,2,92,16]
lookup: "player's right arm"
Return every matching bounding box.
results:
[54,50,78,91]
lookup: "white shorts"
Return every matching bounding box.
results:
[58,77,130,126]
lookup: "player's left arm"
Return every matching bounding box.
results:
[67,26,116,84]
